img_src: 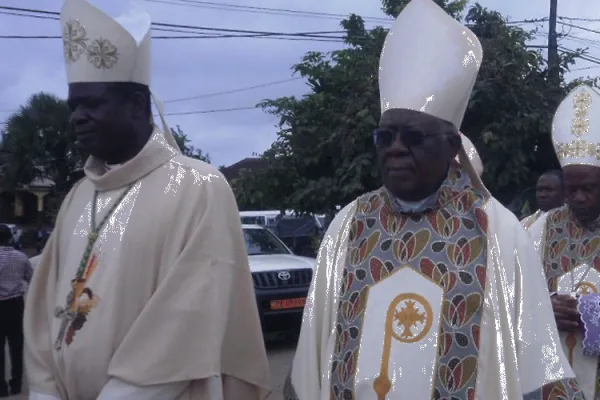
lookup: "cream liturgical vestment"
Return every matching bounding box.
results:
[529,84,600,399]
[287,166,580,400]
[285,0,581,398]
[24,0,270,399]
[25,131,270,400]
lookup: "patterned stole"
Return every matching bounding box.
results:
[329,164,490,399]
[544,205,600,397]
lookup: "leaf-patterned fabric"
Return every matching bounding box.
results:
[287,163,583,400]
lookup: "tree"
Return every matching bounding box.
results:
[235,0,587,213]
[171,125,211,163]
[1,93,85,193]
[1,94,211,195]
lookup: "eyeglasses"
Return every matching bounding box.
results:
[373,128,447,148]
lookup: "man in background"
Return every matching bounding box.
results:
[521,169,565,229]
[0,224,32,397]
[529,84,600,399]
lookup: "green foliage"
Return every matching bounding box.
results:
[1,92,85,192]
[381,0,467,18]
[233,0,588,211]
[171,125,211,163]
[0,94,210,196]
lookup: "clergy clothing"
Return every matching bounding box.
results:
[530,206,600,399]
[24,130,270,399]
[286,163,582,399]
[521,209,544,230]
[578,293,600,357]
[527,82,600,400]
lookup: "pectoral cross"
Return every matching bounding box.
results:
[54,303,74,350]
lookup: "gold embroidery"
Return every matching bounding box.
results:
[575,281,598,295]
[63,19,88,63]
[392,296,432,342]
[555,89,597,161]
[374,293,433,399]
[87,38,119,69]
[62,21,119,69]
[572,91,592,137]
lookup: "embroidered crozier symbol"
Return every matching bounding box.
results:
[373,293,433,400]
[575,281,598,295]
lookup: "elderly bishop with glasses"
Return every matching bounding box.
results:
[284,0,581,399]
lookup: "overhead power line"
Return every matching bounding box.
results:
[557,20,600,36]
[0,77,304,116]
[165,77,302,103]
[571,65,600,71]
[559,46,600,64]
[144,0,392,24]
[559,16,600,22]
[159,105,258,116]
[0,5,547,40]
[0,5,347,40]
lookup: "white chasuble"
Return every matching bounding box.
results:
[24,131,270,400]
[521,210,545,230]
[530,205,600,400]
[287,181,580,399]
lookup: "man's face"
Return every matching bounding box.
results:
[536,174,564,211]
[67,82,134,162]
[375,109,460,201]
[563,165,600,223]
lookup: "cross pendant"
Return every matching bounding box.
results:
[54,305,74,350]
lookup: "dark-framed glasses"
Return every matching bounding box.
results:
[373,128,447,148]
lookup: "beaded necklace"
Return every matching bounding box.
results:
[54,184,134,350]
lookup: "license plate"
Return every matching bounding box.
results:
[270,297,306,310]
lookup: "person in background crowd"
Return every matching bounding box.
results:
[521,169,565,229]
[529,83,600,399]
[0,224,32,397]
[35,226,46,254]
[284,0,581,398]
[24,1,270,399]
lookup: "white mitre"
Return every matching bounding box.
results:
[457,133,483,176]
[60,0,180,151]
[379,0,482,129]
[60,0,150,85]
[552,84,600,167]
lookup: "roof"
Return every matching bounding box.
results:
[221,157,267,181]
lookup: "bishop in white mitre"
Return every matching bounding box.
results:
[284,0,582,399]
[24,1,270,399]
[529,84,600,400]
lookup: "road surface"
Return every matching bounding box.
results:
[5,333,296,400]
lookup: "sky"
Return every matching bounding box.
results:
[0,0,599,167]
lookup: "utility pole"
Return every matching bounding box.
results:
[548,0,560,84]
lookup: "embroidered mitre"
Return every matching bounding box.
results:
[378,0,482,129]
[60,0,151,85]
[552,84,600,167]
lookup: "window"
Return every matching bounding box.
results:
[243,228,290,256]
[241,216,266,225]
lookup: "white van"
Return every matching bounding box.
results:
[239,210,282,228]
